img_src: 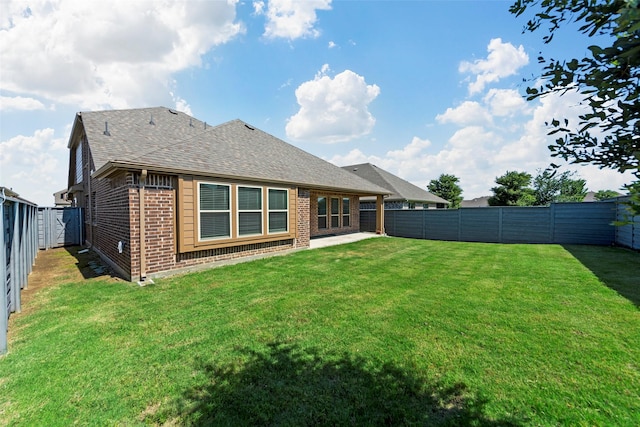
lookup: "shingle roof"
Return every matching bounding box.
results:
[78,107,389,195]
[341,163,450,204]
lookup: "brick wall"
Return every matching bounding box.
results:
[92,171,134,278]
[296,189,310,247]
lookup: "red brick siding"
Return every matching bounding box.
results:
[91,171,134,277]
[296,189,310,247]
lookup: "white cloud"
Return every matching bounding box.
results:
[436,101,493,126]
[0,0,244,110]
[328,41,337,49]
[257,0,332,40]
[0,128,68,206]
[483,88,528,116]
[0,96,47,111]
[459,38,529,95]
[286,65,380,143]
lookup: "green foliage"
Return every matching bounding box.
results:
[427,173,463,208]
[594,189,622,200]
[509,0,640,212]
[488,170,535,206]
[533,168,588,205]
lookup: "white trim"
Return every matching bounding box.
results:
[236,185,263,237]
[198,182,231,241]
[267,187,289,235]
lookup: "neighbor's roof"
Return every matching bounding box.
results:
[75,107,389,195]
[342,163,450,204]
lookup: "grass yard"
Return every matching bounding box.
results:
[1,238,639,426]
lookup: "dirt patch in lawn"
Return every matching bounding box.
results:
[11,246,123,318]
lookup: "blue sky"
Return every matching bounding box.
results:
[1,0,633,206]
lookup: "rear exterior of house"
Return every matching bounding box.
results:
[342,163,450,210]
[67,107,387,281]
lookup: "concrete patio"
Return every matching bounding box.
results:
[309,232,383,249]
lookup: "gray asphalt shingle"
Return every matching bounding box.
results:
[342,163,449,204]
[79,107,389,194]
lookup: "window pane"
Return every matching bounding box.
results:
[343,215,350,227]
[239,212,262,235]
[318,216,327,229]
[331,198,339,214]
[331,215,339,228]
[200,212,230,238]
[269,189,287,210]
[342,198,350,214]
[200,184,229,211]
[318,197,326,215]
[269,212,287,233]
[238,187,262,210]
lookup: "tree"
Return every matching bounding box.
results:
[532,168,587,205]
[594,189,621,200]
[427,174,463,208]
[509,0,640,215]
[488,171,535,206]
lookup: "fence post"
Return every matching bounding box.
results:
[1,202,7,355]
[498,208,503,243]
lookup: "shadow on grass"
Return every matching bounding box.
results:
[151,342,520,426]
[563,245,640,308]
[64,246,115,280]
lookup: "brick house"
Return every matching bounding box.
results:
[66,107,388,281]
[342,163,450,210]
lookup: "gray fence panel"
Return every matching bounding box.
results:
[391,210,424,239]
[424,210,460,241]
[361,202,624,247]
[38,207,83,249]
[615,200,639,250]
[502,207,551,243]
[460,209,500,242]
[552,202,615,245]
[360,210,376,232]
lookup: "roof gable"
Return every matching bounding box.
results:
[342,163,449,204]
[76,107,389,194]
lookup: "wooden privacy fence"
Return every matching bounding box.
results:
[2,193,39,355]
[361,201,639,247]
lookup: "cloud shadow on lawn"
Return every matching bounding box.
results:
[151,342,520,426]
[563,244,640,308]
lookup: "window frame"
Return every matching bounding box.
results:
[342,197,350,227]
[198,182,232,241]
[267,187,289,235]
[236,185,263,237]
[330,197,340,228]
[318,197,327,229]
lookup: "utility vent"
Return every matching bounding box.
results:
[149,114,155,125]
[103,121,111,136]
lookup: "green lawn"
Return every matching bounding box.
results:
[1,238,639,426]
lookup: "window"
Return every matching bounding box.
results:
[199,183,230,239]
[237,186,262,236]
[75,143,83,183]
[318,197,327,229]
[342,197,350,227]
[268,188,288,233]
[331,198,340,228]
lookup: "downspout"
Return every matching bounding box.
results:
[139,170,147,282]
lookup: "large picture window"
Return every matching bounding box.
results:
[318,197,327,229]
[342,197,350,227]
[238,186,262,236]
[199,183,231,239]
[331,197,340,228]
[268,188,288,233]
